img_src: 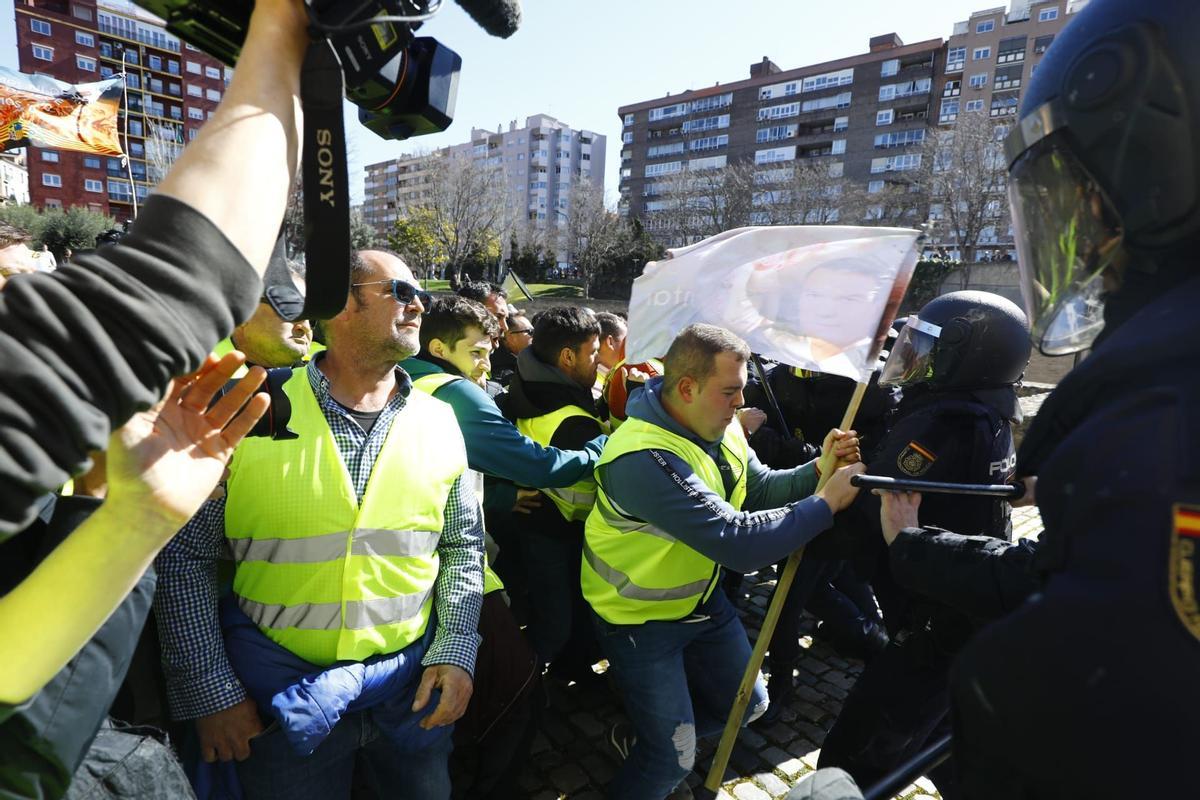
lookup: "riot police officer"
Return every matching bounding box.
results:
[791,1,1200,797]
[816,291,1031,797]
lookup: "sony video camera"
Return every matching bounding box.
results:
[130,0,461,140]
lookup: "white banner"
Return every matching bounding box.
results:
[626,226,920,382]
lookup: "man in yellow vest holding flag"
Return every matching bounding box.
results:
[583,324,864,800]
[154,250,484,799]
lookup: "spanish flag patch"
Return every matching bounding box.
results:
[1169,504,1200,642]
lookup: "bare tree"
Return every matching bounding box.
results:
[560,179,625,298]
[409,154,508,286]
[922,110,1011,261]
[144,121,183,184]
[651,161,757,245]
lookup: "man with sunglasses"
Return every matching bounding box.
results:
[490,312,532,387]
[155,250,483,799]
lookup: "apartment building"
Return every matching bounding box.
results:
[929,0,1088,256]
[618,34,943,243]
[363,114,606,265]
[14,0,228,224]
[0,152,31,205]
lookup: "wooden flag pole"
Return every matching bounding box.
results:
[704,380,869,791]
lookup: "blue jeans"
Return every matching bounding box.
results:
[236,708,452,800]
[593,591,769,800]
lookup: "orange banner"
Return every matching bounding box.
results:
[0,68,124,156]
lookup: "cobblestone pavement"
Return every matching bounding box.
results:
[513,507,1045,800]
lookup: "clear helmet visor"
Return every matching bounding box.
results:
[1008,133,1124,355]
[878,316,941,387]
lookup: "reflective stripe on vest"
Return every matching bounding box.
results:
[411,370,505,596]
[581,415,749,625]
[224,368,466,667]
[516,404,608,522]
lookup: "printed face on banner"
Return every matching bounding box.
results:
[0,70,124,156]
[626,226,918,381]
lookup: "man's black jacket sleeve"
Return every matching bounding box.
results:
[889,527,1042,620]
[0,195,261,536]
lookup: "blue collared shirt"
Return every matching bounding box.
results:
[154,358,484,721]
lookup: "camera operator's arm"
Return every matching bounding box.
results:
[0,0,310,536]
[0,355,268,705]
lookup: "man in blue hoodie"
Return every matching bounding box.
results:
[582,324,864,800]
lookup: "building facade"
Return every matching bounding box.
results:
[930,0,1087,258]
[618,35,943,244]
[14,0,228,225]
[0,152,31,205]
[362,114,606,265]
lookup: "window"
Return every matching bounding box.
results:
[84,178,103,192]
[966,99,985,112]
[76,55,96,72]
[205,66,221,79]
[41,150,59,162]
[688,155,726,171]
[42,173,62,187]
[759,80,798,101]
[29,18,51,35]
[644,161,682,177]
[648,102,688,122]
[689,93,732,113]
[973,47,992,61]
[976,19,995,33]
[128,119,143,135]
[32,44,54,62]
[880,59,899,77]
[946,47,966,73]
[623,113,634,126]
[868,180,886,193]
[129,142,144,157]
[757,102,800,121]
[647,142,685,158]
[187,84,202,97]
[188,106,204,120]
[801,92,852,113]
[71,4,91,20]
[205,89,221,102]
[869,153,922,173]
[969,73,988,88]
[876,109,894,126]
[756,125,797,143]
[75,31,94,47]
[689,135,728,152]
[621,131,632,144]
[755,146,796,165]
[83,155,101,169]
[997,36,1027,63]
[1039,7,1059,21]
[939,98,960,123]
[1034,35,1055,54]
[874,129,926,149]
[148,54,162,70]
[833,116,849,132]
[831,139,846,155]
[681,114,729,133]
[100,66,114,78]
[186,60,201,74]
[879,79,930,102]
[990,94,1020,117]
[168,60,180,75]
[800,68,854,93]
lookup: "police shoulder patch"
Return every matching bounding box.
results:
[897,440,937,477]
[1169,503,1200,642]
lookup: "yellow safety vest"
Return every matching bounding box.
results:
[224,368,467,666]
[411,371,505,596]
[516,405,609,521]
[581,416,749,625]
[212,337,248,378]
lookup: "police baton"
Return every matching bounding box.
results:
[851,474,1026,499]
[861,734,952,800]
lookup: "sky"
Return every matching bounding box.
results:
[0,0,1003,205]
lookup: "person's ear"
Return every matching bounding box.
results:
[676,375,697,403]
[428,338,448,360]
[560,347,576,370]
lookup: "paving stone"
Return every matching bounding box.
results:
[911,795,938,800]
[759,746,792,767]
[786,737,818,760]
[730,743,762,773]
[816,681,848,701]
[800,747,822,770]
[733,783,771,800]
[826,656,850,670]
[792,720,826,745]
[548,762,589,793]
[824,670,857,690]
[738,726,767,749]
[716,791,736,800]
[794,685,825,704]
[580,753,615,785]
[776,757,807,780]
[754,771,791,797]
[794,701,827,723]
[915,777,938,793]
[802,659,829,675]
[793,667,821,687]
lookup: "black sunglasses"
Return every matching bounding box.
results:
[508,327,533,335]
[351,279,432,309]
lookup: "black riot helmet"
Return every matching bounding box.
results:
[1005,0,1200,355]
[879,291,1031,390]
